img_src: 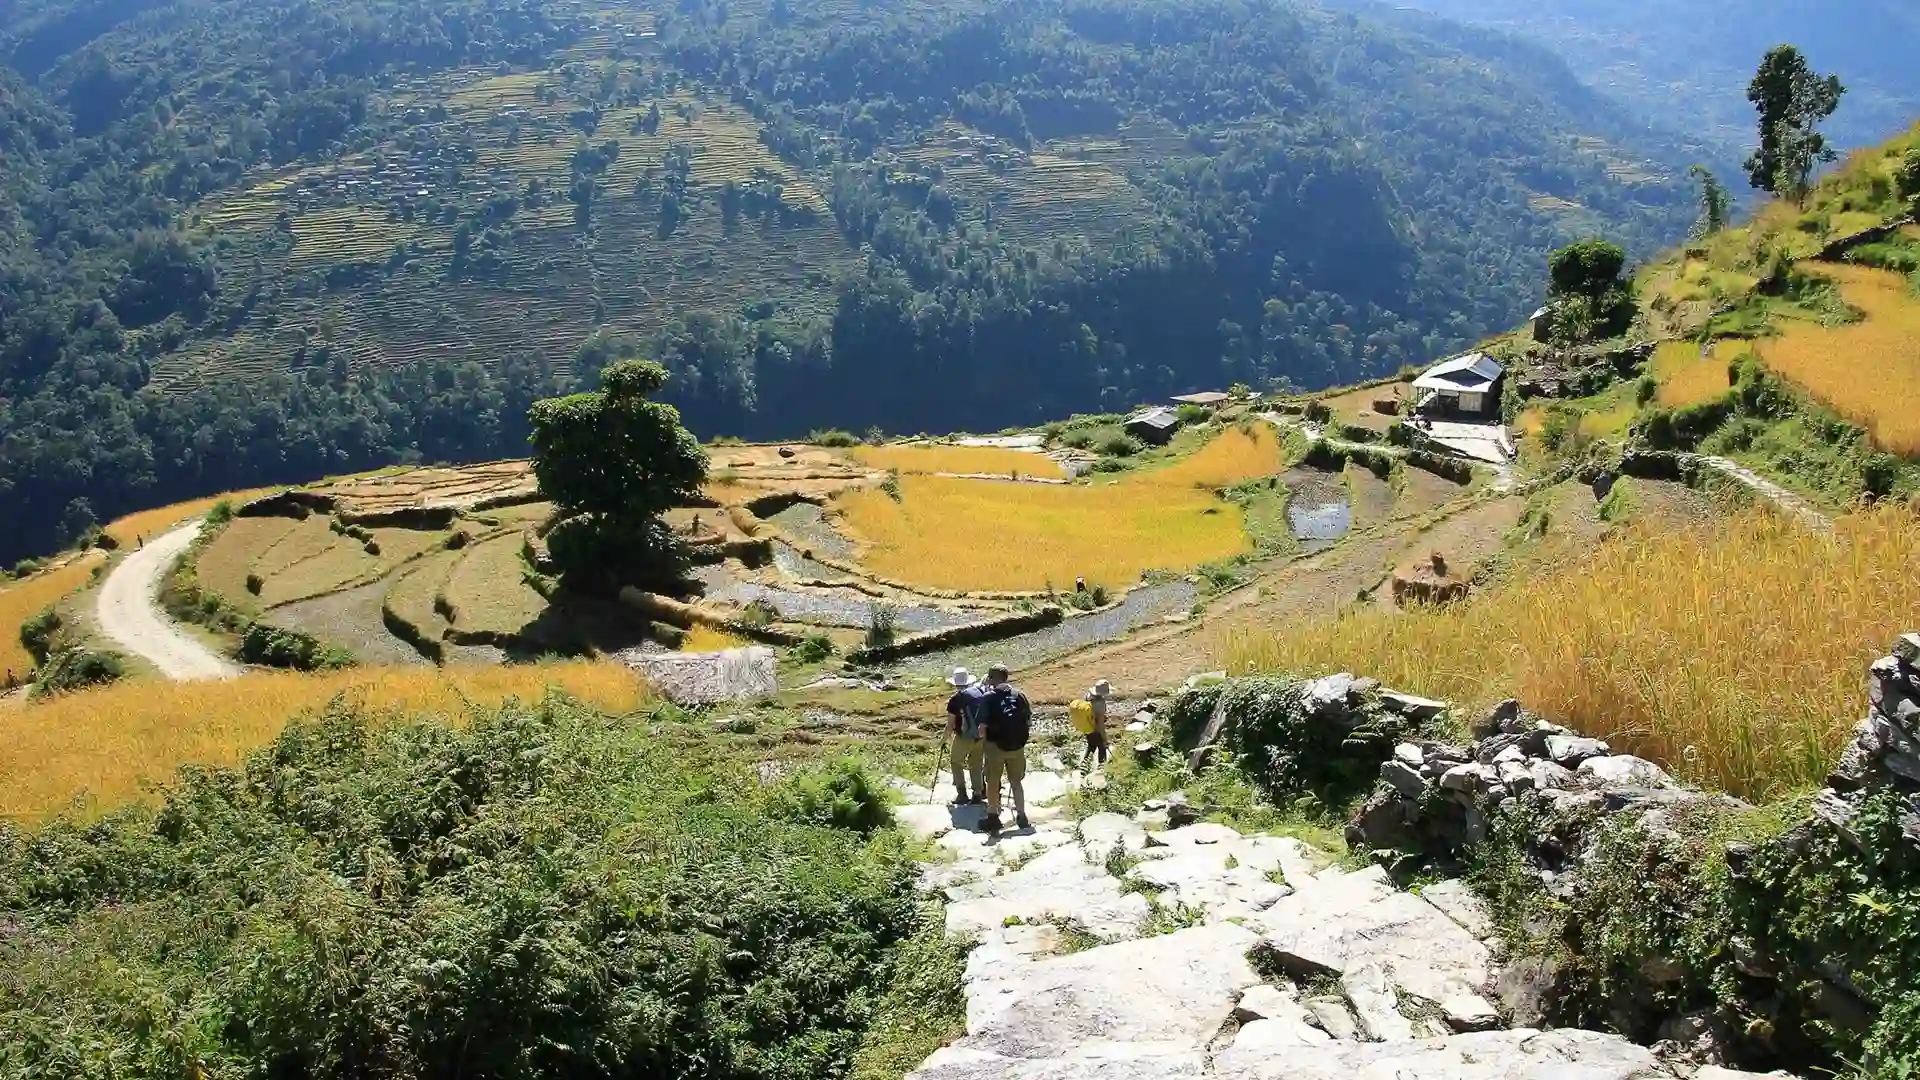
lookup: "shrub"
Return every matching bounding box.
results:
[18,605,62,665]
[362,538,381,556]
[0,700,926,1078]
[245,572,264,595]
[1175,403,1212,425]
[1303,401,1332,424]
[30,645,127,696]
[1166,676,1421,806]
[445,529,471,550]
[237,623,355,671]
[205,499,235,526]
[793,634,835,663]
[771,757,896,834]
[810,428,862,447]
[865,604,898,649]
[1094,432,1145,458]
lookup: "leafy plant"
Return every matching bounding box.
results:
[770,756,896,834]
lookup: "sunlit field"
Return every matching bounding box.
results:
[103,488,283,548]
[0,662,651,821]
[1652,340,1732,408]
[1141,423,1288,488]
[1220,506,1920,800]
[850,444,1066,479]
[0,554,106,679]
[1760,263,1920,455]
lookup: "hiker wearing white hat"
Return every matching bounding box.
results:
[1084,679,1113,770]
[945,667,989,805]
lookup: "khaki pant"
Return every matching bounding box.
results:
[984,743,1027,819]
[951,735,986,800]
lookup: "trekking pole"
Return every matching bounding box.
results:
[930,727,951,805]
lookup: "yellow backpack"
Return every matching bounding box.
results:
[1068,697,1097,735]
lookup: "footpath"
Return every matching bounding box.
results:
[889,749,1788,1080]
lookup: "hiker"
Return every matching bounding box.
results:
[1074,577,1087,593]
[978,663,1033,833]
[2,669,14,691]
[1070,679,1112,771]
[945,667,988,805]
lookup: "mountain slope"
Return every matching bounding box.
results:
[1383,0,1920,156]
[0,0,1699,563]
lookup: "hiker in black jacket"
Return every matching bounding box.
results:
[978,664,1033,832]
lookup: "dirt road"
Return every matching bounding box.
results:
[96,521,241,680]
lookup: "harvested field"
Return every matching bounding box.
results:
[253,523,445,608]
[263,582,431,668]
[1315,384,1408,434]
[0,555,105,678]
[835,474,1249,591]
[851,444,1065,479]
[441,533,545,638]
[0,662,649,821]
[1758,263,1920,455]
[383,549,462,649]
[303,460,538,518]
[196,516,300,606]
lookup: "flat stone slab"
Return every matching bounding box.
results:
[620,646,776,704]
[945,843,1150,942]
[1247,864,1491,1003]
[1417,879,1494,940]
[962,922,1263,1061]
[909,1045,1208,1080]
[1213,1028,1672,1080]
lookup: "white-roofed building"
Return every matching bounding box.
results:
[1411,353,1504,418]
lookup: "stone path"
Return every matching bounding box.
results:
[892,756,1791,1080]
[1693,455,1831,530]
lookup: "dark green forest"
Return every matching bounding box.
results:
[0,0,1701,562]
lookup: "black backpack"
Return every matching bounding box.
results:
[983,685,1031,751]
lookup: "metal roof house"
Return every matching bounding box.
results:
[1170,391,1232,406]
[1411,353,1504,418]
[1125,406,1182,445]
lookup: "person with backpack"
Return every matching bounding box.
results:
[1069,679,1112,771]
[978,664,1033,832]
[945,667,988,805]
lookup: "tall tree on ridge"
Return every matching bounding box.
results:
[1687,165,1732,239]
[1744,45,1845,204]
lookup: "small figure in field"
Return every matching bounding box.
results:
[977,664,1034,833]
[1069,679,1112,772]
[1074,576,1087,593]
[945,667,988,806]
[1429,551,1447,576]
[3,669,15,691]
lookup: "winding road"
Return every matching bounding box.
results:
[95,520,241,680]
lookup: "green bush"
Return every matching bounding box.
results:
[30,645,127,696]
[793,634,835,663]
[1167,676,1423,807]
[809,428,862,447]
[1175,403,1212,425]
[205,499,235,526]
[0,700,926,1079]
[1094,432,1145,458]
[771,757,896,835]
[18,605,62,665]
[237,623,355,671]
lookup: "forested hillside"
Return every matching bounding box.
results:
[1385,0,1920,156]
[0,0,1699,562]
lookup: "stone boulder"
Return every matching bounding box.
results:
[1211,1028,1671,1080]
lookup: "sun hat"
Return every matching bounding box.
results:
[1091,679,1111,698]
[948,667,976,687]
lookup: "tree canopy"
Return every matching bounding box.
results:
[1744,45,1846,202]
[1546,238,1635,343]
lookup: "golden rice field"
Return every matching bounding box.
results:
[103,487,283,548]
[0,554,105,680]
[0,663,650,821]
[1141,424,1288,488]
[850,444,1066,479]
[1219,506,1920,801]
[1652,340,1731,408]
[1759,263,1920,456]
[836,473,1249,591]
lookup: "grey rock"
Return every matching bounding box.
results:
[1079,812,1149,864]
[1233,983,1302,1024]
[1417,879,1494,940]
[1187,696,1234,774]
[1382,760,1428,799]
[1813,789,1864,851]
[909,1046,1207,1080]
[1476,699,1520,738]
[1492,744,1528,766]
[1894,633,1920,666]
[1545,734,1610,767]
[1211,1029,1669,1080]
[1394,742,1426,769]
[1381,690,1448,720]
[1696,1067,1800,1080]
[1491,954,1561,1029]
[1341,960,1415,1042]
[1164,791,1201,829]
[962,923,1262,1060]
[1441,762,1500,795]
[1476,733,1525,764]
[1302,672,1358,717]
[1577,754,1674,788]
[945,843,1150,942]
[1441,991,1502,1032]
[1230,1016,1332,1051]
[1305,998,1361,1042]
[1529,759,1578,791]
[1249,865,1490,1003]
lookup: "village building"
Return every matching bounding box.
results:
[1125,405,1182,445]
[1169,391,1232,407]
[1410,352,1504,419]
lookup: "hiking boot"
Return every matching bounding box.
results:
[965,796,987,805]
[949,793,972,807]
[980,814,1003,833]
[1015,814,1031,830]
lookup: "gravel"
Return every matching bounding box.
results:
[764,502,855,559]
[692,565,991,631]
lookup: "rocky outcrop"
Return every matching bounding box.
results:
[894,755,1789,1080]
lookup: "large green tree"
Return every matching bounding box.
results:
[1744,45,1846,203]
[529,358,707,587]
[1688,165,1732,239]
[1546,238,1635,344]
